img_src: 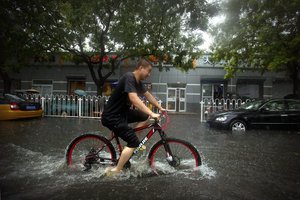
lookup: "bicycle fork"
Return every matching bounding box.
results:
[159,130,180,167]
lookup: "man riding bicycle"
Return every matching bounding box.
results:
[101,58,166,175]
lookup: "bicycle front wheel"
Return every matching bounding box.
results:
[148,138,201,174]
[66,134,116,171]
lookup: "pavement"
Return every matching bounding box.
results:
[0,114,300,200]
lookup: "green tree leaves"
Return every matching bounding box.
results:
[1,0,217,95]
[45,0,217,95]
[212,0,300,95]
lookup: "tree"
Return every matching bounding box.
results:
[211,0,300,96]
[0,0,60,94]
[37,0,217,95]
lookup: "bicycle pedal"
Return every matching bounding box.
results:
[83,163,92,171]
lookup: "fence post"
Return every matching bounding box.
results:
[41,97,45,110]
[200,101,204,122]
[78,98,82,117]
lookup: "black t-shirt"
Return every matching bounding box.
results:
[102,72,146,118]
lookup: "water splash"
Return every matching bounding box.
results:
[1,143,216,186]
[2,144,65,178]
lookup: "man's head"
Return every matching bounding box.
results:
[134,58,153,80]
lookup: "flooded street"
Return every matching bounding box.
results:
[0,115,300,200]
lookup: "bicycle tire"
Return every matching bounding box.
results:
[66,134,117,171]
[148,138,201,174]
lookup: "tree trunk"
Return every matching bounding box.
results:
[291,63,299,97]
[0,67,12,94]
[86,58,116,96]
[97,78,109,96]
[97,82,103,96]
[293,68,299,97]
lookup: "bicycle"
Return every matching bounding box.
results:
[65,112,201,175]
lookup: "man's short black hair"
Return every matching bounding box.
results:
[136,58,153,69]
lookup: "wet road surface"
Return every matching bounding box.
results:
[0,114,300,200]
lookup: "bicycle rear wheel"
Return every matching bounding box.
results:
[148,138,201,174]
[66,134,116,171]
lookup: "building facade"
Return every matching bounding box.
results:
[1,55,298,113]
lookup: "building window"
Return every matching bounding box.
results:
[34,55,56,63]
[236,79,264,99]
[32,79,53,96]
[67,76,86,95]
[103,80,118,96]
[11,79,21,92]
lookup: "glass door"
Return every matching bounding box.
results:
[202,84,213,100]
[167,88,176,112]
[202,83,224,100]
[179,88,186,112]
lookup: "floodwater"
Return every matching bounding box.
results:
[0,115,299,200]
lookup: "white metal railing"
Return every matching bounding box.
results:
[22,94,252,121]
[22,94,161,119]
[200,98,254,122]
[22,94,108,118]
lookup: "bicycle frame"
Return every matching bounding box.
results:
[68,112,201,172]
[106,120,169,158]
[81,114,176,169]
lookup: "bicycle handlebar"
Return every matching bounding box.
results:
[153,111,170,130]
[152,111,166,121]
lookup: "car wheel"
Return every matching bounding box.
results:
[230,120,247,132]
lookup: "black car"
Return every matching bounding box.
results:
[207,99,300,131]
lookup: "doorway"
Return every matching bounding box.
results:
[201,83,225,100]
[167,87,186,112]
[67,77,86,95]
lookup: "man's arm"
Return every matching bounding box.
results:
[128,92,160,118]
[144,91,165,111]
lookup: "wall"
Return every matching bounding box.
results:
[1,55,298,112]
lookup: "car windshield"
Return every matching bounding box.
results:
[238,100,264,110]
[4,94,25,102]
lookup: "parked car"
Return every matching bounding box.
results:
[0,94,43,120]
[207,99,300,131]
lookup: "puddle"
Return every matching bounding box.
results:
[1,143,216,186]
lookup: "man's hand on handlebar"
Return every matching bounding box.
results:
[150,108,167,121]
[150,112,161,121]
[159,108,167,113]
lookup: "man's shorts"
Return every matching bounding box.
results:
[101,109,148,148]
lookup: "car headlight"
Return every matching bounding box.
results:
[215,116,228,122]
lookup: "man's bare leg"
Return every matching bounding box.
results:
[134,117,151,130]
[106,118,151,175]
[109,146,135,173]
